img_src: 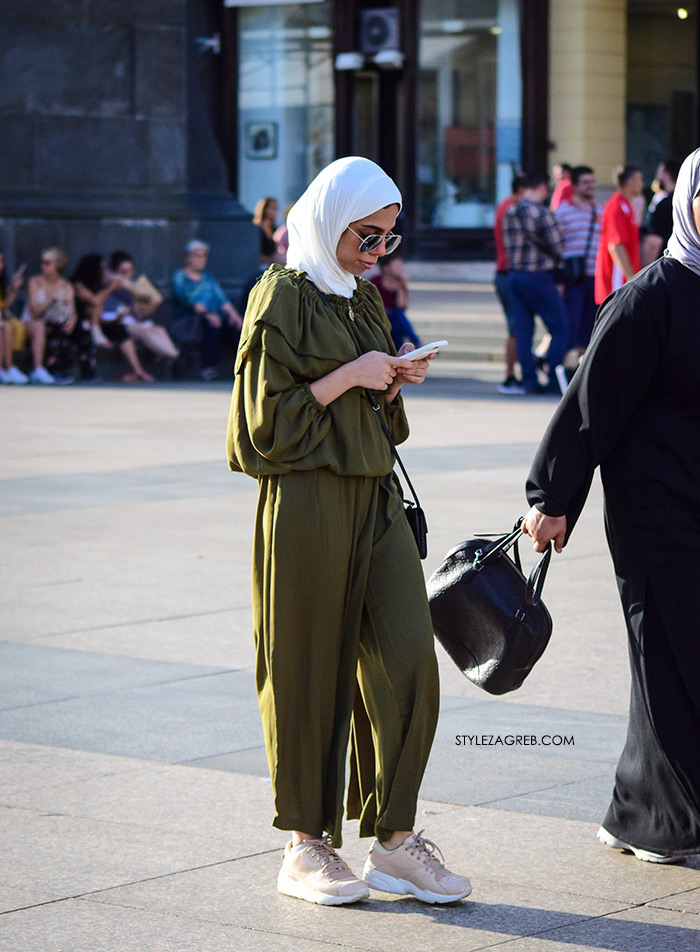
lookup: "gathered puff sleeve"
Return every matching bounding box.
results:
[526,269,668,539]
[227,266,409,477]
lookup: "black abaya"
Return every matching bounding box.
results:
[527,256,700,855]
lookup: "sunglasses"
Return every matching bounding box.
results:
[347,227,402,255]
[41,257,55,265]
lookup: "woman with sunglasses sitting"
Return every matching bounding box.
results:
[227,156,471,908]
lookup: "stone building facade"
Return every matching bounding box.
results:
[0,0,257,294]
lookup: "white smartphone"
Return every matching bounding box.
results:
[399,340,449,361]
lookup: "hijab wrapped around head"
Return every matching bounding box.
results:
[285,156,402,297]
[665,148,700,276]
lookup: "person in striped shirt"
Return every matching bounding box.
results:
[555,165,603,356]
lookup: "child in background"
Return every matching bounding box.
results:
[370,255,421,351]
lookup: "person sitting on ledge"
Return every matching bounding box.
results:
[170,240,243,381]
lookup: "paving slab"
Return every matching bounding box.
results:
[0,886,60,915]
[0,642,225,710]
[0,740,152,796]
[493,905,700,952]
[1,497,253,640]
[0,666,262,762]
[649,887,700,915]
[30,607,256,669]
[0,762,278,843]
[0,899,353,952]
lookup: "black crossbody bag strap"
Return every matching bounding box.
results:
[305,275,422,504]
[582,205,597,259]
[304,276,427,555]
[366,388,422,508]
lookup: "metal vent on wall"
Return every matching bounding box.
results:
[360,9,400,53]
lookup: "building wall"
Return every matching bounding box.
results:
[0,0,256,294]
[549,0,627,184]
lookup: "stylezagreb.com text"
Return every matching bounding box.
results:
[455,735,575,747]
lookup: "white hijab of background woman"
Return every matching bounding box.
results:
[666,147,700,277]
[286,156,402,298]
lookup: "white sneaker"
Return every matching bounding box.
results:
[277,836,369,906]
[92,325,111,348]
[363,831,472,903]
[29,366,55,385]
[3,365,29,385]
[597,826,685,864]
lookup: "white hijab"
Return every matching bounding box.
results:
[285,156,402,297]
[665,148,700,276]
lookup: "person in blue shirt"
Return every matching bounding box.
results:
[171,240,243,380]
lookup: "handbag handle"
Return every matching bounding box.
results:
[525,542,552,606]
[473,517,552,607]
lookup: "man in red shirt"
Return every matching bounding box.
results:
[595,165,644,304]
[494,173,527,393]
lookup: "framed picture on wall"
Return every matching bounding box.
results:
[245,122,278,159]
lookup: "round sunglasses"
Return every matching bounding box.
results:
[347,226,402,255]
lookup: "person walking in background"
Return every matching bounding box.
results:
[555,165,603,358]
[595,164,643,304]
[370,254,421,351]
[502,173,568,395]
[642,159,680,266]
[494,173,527,394]
[171,240,243,381]
[522,147,700,866]
[228,156,471,907]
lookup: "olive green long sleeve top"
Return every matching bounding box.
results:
[227,265,410,477]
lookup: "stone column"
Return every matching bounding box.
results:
[549,0,627,185]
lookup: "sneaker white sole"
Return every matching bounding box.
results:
[277,872,369,906]
[596,826,685,864]
[363,867,472,904]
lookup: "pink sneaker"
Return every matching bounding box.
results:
[277,836,370,905]
[363,831,472,903]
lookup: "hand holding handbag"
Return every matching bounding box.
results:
[427,519,552,694]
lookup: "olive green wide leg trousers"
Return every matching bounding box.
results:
[252,468,439,848]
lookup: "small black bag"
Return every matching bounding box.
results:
[403,499,428,560]
[367,389,428,559]
[427,519,552,694]
[558,255,586,286]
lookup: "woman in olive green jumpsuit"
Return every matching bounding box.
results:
[227,157,471,906]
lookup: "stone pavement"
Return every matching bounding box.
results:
[2,367,699,949]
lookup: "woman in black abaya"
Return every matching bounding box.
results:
[523,148,700,863]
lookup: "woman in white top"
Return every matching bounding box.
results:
[23,247,77,385]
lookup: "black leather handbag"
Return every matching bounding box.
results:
[427,519,552,694]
